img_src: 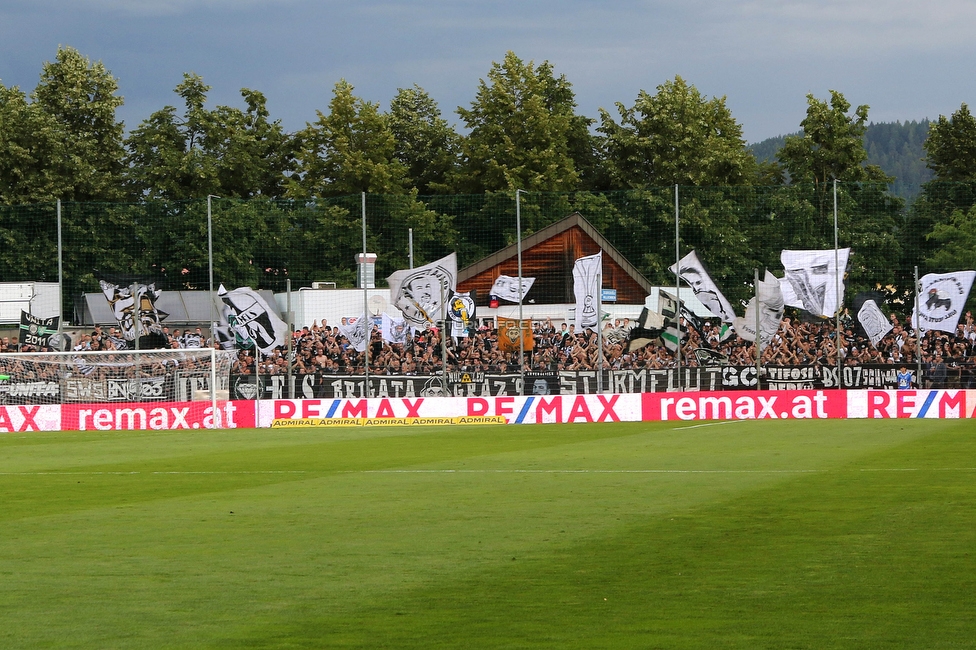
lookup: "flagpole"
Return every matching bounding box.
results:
[56,199,63,345]
[674,184,681,390]
[597,258,604,393]
[914,265,922,388]
[834,179,842,390]
[755,268,761,390]
[409,228,414,269]
[362,192,370,398]
[207,195,218,426]
[516,189,525,393]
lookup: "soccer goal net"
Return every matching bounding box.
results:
[0,349,236,406]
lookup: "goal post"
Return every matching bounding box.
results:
[0,349,237,414]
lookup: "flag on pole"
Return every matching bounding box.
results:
[489,275,536,303]
[497,318,535,352]
[669,250,736,322]
[19,311,60,348]
[573,251,602,332]
[448,290,477,337]
[780,248,850,317]
[381,313,409,344]
[387,253,457,332]
[852,292,892,347]
[625,307,667,353]
[216,285,288,354]
[734,270,784,348]
[99,277,168,342]
[911,271,976,333]
[338,313,369,353]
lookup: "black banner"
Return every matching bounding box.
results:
[18,311,60,349]
[227,365,908,400]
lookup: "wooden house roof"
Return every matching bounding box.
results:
[457,212,653,305]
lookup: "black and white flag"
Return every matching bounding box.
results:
[912,271,976,334]
[19,311,60,348]
[489,275,536,303]
[625,307,667,353]
[387,253,457,332]
[734,270,784,349]
[852,292,892,347]
[99,277,168,341]
[338,314,369,353]
[448,290,477,337]
[381,313,409,345]
[669,250,736,322]
[780,248,850,317]
[573,251,602,331]
[217,285,288,354]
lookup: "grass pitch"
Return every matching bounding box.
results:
[2,418,976,648]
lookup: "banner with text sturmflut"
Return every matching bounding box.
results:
[225,365,921,400]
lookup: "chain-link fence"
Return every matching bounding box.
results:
[1,182,974,395]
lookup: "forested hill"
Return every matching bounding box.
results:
[750,120,933,198]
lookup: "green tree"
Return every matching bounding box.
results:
[453,51,584,193]
[598,76,756,188]
[32,47,126,201]
[924,103,976,182]
[125,73,293,200]
[388,85,460,194]
[925,205,976,271]
[777,91,890,186]
[0,47,125,204]
[290,80,407,198]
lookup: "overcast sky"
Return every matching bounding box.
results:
[2,0,974,144]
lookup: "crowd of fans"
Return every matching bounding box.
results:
[228,309,976,389]
[5,310,975,389]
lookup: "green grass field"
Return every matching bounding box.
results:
[3,418,976,648]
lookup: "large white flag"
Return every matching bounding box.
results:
[669,250,736,322]
[387,253,457,332]
[573,251,602,331]
[490,275,536,303]
[338,313,369,353]
[912,271,976,333]
[381,313,409,344]
[216,285,288,354]
[734,271,784,349]
[780,248,850,317]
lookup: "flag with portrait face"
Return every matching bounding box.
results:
[381,313,409,345]
[669,250,736,322]
[99,277,168,341]
[387,253,457,332]
[489,275,536,303]
[852,292,892,347]
[780,248,850,317]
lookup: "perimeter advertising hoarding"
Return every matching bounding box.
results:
[640,390,849,421]
[264,394,643,427]
[849,390,976,419]
[1,391,974,432]
[61,401,256,431]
